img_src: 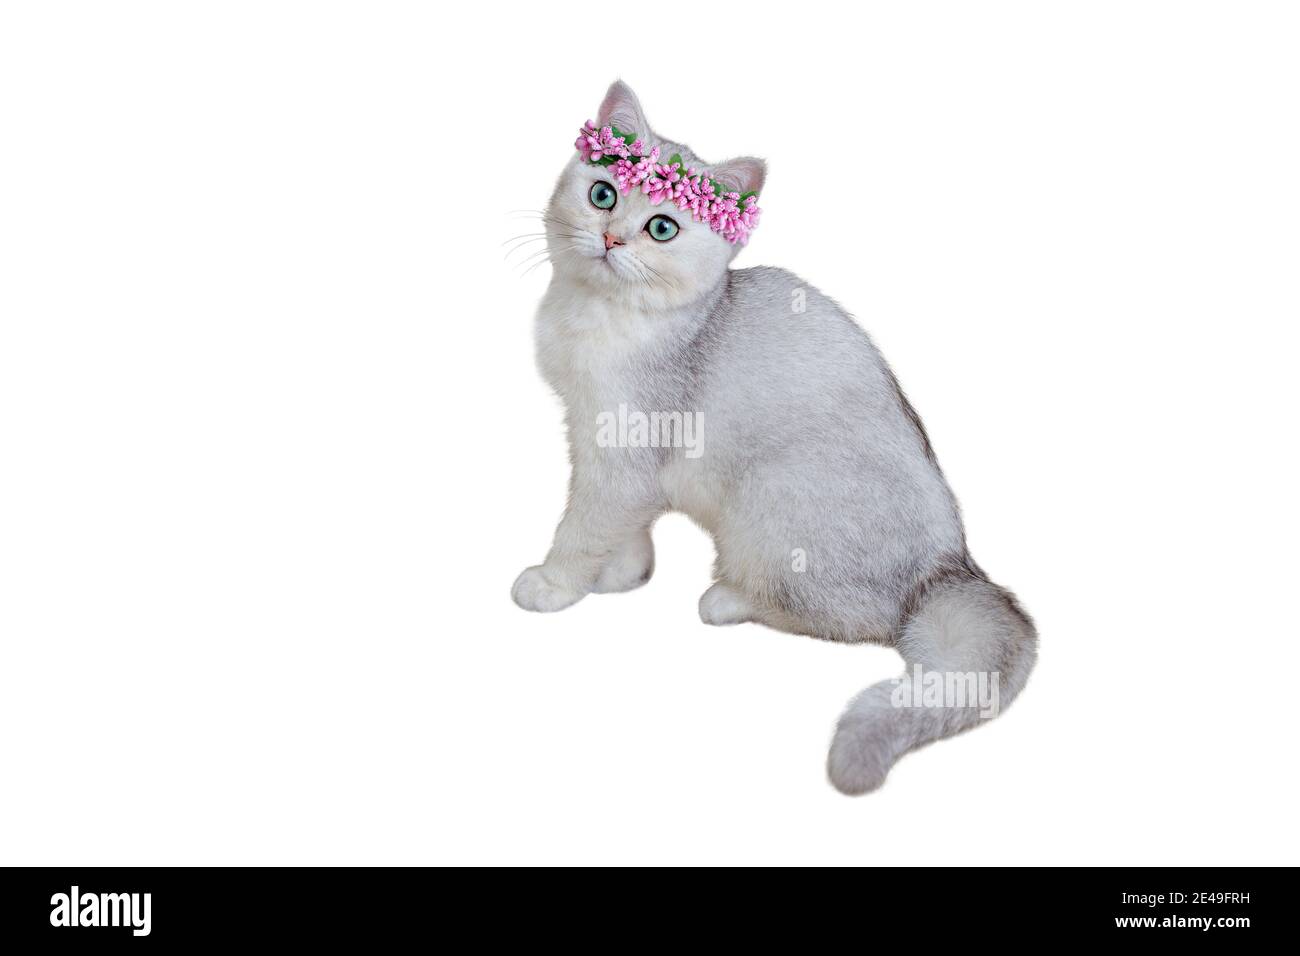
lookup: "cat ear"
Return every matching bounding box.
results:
[710,157,768,196]
[596,80,650,136]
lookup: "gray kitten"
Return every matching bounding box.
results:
[513,81,1037,794]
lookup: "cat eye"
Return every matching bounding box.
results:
[646,215,679,242]
[589,181,617,210]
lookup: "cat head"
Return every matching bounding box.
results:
[544,81,766,309]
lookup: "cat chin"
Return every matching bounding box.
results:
[551,255,619,290]
[552,257,704,312]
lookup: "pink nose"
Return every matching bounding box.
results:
[603,232,624,250]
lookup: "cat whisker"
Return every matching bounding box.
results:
[640,261,673,287]
[623,255,677,291]
[541,214,582,231]
[504,231,591,264]
[514,241,585,278]
[521,255,554,278]
[504,237,550,261]
[501,232,548,247]
[514,246,553,268]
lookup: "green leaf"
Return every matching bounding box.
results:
[667,153,684,168]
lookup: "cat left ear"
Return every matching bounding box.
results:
[596,80,650,137]
[710,157,767,196]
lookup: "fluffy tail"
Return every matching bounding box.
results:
[827,570,1037,795]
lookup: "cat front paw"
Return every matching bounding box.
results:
[591,534,654,594]
[511,566,584,613]
[698,582,757,626]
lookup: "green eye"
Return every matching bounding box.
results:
[647,215,679,241]
[589,180,617,210]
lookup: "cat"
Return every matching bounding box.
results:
[512,81,1037,794]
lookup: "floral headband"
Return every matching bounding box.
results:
[575,121,761,245]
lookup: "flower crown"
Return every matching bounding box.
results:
[575,121,761,245]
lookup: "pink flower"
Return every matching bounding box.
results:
[714,190,761,244]
[642,161,682,205]
[575,122,630,162]
[574,121,599,161]
[673,171,714,218]
[611,146,660,194]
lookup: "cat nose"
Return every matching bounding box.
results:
[603,232,624,250]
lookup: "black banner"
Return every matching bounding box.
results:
[0,867,1283,945]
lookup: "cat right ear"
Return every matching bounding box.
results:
[596,80,650,137]
[710,157,768,197]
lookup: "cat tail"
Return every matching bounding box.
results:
[827,567,1037,795]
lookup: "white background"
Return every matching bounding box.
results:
[2,2,1297,865]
